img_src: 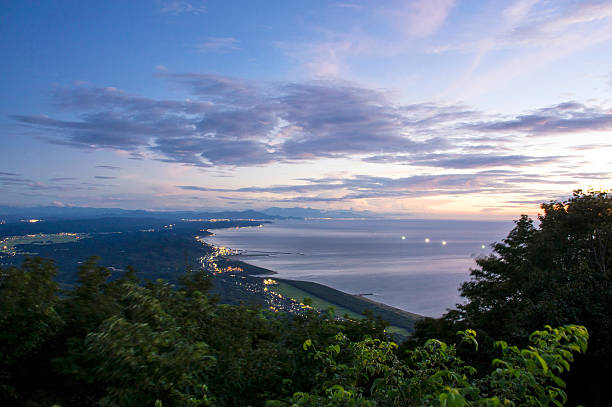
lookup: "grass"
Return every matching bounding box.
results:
[0,233,88,254]
[277,279,419,331]
[269,280,412,338]
[270,281,364,319]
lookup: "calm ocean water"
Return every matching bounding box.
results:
[205,219,514,317]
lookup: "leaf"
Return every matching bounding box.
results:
[551,374,566,388]
[533,353,549,373]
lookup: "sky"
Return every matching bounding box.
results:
[1,0,611,218]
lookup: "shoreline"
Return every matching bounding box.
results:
[204,239,422,334]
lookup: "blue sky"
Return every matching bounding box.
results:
[1,0,611,218]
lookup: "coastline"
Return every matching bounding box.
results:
[209,241,422,334]
[202,218,513,318]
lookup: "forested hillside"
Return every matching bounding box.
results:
[0,257,588,406]
[1,189,608,406]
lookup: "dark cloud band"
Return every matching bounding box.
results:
[13,73,607,179]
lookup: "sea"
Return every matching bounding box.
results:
[204,219,514,317]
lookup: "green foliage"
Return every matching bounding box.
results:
[457,190,611,336]
[84,281,216,406]
[285,325,587,407]
[0,256,391,406]
[488,325,588,406]
[0,258,62,400]
[413,189,611,405]
[0,247,591,406]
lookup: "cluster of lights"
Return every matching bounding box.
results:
[399,236,488,248]
[263,278,278,285]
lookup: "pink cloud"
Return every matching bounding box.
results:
[394,0,456,38]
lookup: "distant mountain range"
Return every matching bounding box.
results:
[0,205,378,222]
[261,207,377,219]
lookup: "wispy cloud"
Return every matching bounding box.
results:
[197,37,240,53]
[0,175,105,193]
[49,177,76,182]
[333,3,363,10]
[278,0,456,78]
[363,153,561,169]
[159,0,206,15]
[388,0,456,38]
[439,1,612,99]
[467,101,612,136]
[507,1,612,44]
[177,169,577,204]
[96,165,121,170]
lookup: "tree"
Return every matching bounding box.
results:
[422,189,611,406]
[283,325,588,407]
[0,258,63,402]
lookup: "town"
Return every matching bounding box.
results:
[195,235,313,315]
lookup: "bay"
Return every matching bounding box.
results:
[205,219,514,317]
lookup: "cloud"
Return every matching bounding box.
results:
[96,165,121,170]
[437,1,612,99]
[563,171,612,180]
[0,176,34,185]
[507,1,612,43]
[159,0,206,15]
[363,153,561,169]
[49,177,76,182]
[153,137,276,166]
[94,176,117,179]
[277,0,456,78]
[12,112,152,150]
[0,172,19,176]
[0,170,123,198]
[167,73,263,106]
[50,86,212,114]
[177,185,211,192]
[437,1,612,52]
[467,101,612,135]
[333,3,363,10]
[198,37,240,53]
[278,39,353,78]
[0,175,78,192]
[177,169,574,203]
[278,82,454,158]
[502,0,540,22]
[12,74,609,174]
[397,0,456,38]
[14,77,467,167]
